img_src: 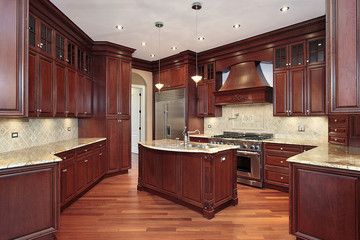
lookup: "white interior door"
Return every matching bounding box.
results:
[131,87,141,154]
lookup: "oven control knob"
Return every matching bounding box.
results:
[220,142,224,145]
[243,145,247,149]
[255,146,260,150]
[250,145,255,149]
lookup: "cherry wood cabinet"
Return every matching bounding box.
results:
[106,57,131,117]
[57,140,106,209]
[0,163,59,240]
[290,163,360,240]
[0,0,28,117]
[273,38,326,116]
[138,146,237,219]
[264,142,315,192]
[328,114,360,146]
[153,66,186,91]
[328,0,360,113]
[189,136,209,143]
[107,118,131,174]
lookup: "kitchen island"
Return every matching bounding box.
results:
[137,139,239,219]
[288,143,360,240]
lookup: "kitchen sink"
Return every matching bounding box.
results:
[183,143,218,149]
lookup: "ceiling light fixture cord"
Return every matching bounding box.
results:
[158,25,161,85]
[195,7,198,77]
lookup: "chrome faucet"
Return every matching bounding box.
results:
[187,130,201,143]
[182,126,188,145]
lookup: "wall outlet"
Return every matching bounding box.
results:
[11,132,18,138]
[67,127,71,131]
[207,125,212,128]
[298,126,305,132]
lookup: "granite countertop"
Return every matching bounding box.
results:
[139,139,239,153]
[288,143,360,172]
[263,138,323,146]
[0,138,106,170]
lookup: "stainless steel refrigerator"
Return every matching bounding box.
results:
[155,88,185,140]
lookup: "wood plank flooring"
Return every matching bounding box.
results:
[55,154,295,240]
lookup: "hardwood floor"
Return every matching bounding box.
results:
[55,154,295,240]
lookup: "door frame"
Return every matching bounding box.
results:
[131,84,146,143]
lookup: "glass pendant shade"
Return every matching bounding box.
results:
[191,75,202,83]
[155,83,164,90]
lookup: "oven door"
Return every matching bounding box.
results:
[236,150,261,180]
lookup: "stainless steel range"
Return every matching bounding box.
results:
[209,132,273,188]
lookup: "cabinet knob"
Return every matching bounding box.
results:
[306,110,310,113]
[280,147,284,151]
[335,129,337,132]
[280,177,284,180]
[62,169,67,173]
[65,59,69,62]
[306,60,309,63]
[59,55,63,58]
[304,150,307,152]
[100,144,102,147]
[334,138,338,141]
[84,112,87,115]
[84,69,87,71]
[285,63,289,66]
[221,157,226,162]
[288,63,291,66]
[99,153,102,156]
[39,109,42,113]
[63,156,67,160]
[334,119,338,122]
[37,43,43,48]
[280,160,283,164]
[84,149,88,152]
[84,159,88,163]
[118,120,122,123]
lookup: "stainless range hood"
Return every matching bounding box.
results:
[214,61,273,105]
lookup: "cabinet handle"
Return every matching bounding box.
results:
[334,138,338,141]
[280,147,284,151]
[84,149,88,152]
[63,156,67,160]
[306,60,309,63]
[39,109,42,113]
[62,169,67,173]
[59,55,63,58]
[119,112,122,114]
[84,159,88,163]
[84,112,87,115]
[306,110,310,114]
[99,153,102,156]
[280,160,283,164]
[65,110,69,114]
[334,119,338,123]
[335,129,337,132]
[303,150,307,152]
[118,120,122,123]
[100,144,103,147]
[280,177,284,180]
[85,69,87,71]
[221,157,226,162]
[37,43,43,48]
[285,63,288,66]
[288,63,291,66]
[65,59,69,62]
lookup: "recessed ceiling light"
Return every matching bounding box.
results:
[150,54,155,57]
[198,36,205,41]
[171,46,177,50]
[280,6,290,12]
[115,25,124,30]
[141,42,147,46]
[233,24,241,29]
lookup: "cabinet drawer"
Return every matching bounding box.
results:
[328,127,347,136]
[265,170,289,184]
[77,145,93,156]
[328,116,348,125]
[264,143,302,154]
[94,141,106,149]
[265,155,289,168]
[329,136,347,145]
[56,151,75,161]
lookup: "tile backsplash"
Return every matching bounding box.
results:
[204,104,328,142]
[0,118,78,153]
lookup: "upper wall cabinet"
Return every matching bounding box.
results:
[106,57,131,117]
[273,38,326,116]
[328,0,360,113]
[153,66,186,91]
[0,0,28,117]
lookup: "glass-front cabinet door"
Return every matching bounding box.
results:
[307,37,325,65]
[289,41,305,68]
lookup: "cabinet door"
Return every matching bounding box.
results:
[328,0,360,113]
[169,66,185,88]
[38,55,53,116]
[107,119,120,173]
[107,58,119,116]
[182,154,203,204]
[60,160,76,205]
[99,147,107,176]
[197,82,207,116]
[159,152,178,194]
[307,37,325,65]
[206,63,215,81]
[289,42,306,68]
[93,149,100,180]
[54,62,66,117]
[0,0,27,116]
[55,33,65,62]
[207,81,218,116]
[274,46,288,70]
[119,118,131,170]
[273,70,288,116]
[28,50,37,116]
[307,65,326,115]
[120,61,130,116]
[86,154,94,185]
[214,152,232,203]
[76,73,85,116]
[289,67,306,116]
[76,157,88,192]
[84,77,93,116]
[67,68,76,116]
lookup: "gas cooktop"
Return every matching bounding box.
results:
[212,132,273,141]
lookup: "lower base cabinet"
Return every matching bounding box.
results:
[0,163,59,240]
[290,163,359,240]
[58,140,106,209]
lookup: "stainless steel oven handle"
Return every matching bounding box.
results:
[237,151,260,156]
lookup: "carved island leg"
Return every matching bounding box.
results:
[231,150,238,205]
[203,155,215,219]
[137,144,144,191]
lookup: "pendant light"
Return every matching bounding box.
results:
[155,21,164,91]
[191,2,202,86]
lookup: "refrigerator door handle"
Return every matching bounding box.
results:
[166,125,171,137]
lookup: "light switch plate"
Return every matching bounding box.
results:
[11,132,18,138]
[208,125,212,128]
[67,127,71,131]
[298,126,305,132]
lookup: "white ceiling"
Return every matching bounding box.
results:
[50,0,325,61]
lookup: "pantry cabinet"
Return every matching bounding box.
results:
[273,38,326,116]
[328,0,360,113]
[0,0,28,117]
